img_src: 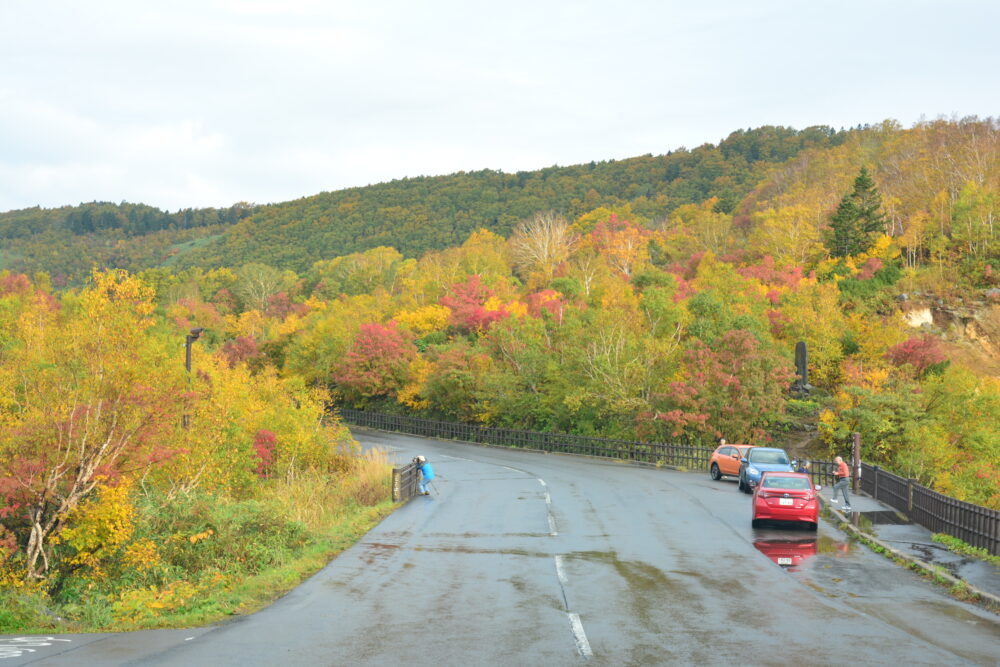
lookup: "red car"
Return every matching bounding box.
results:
[751,472,819,530]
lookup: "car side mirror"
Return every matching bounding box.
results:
[740,457,747,464]
[815,485,822,491]
[732,453,740,459]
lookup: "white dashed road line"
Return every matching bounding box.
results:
[567,613,593,658]
[554,555,568,584]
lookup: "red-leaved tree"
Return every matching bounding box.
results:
[253,429,277,478]
[648,330,795,442]
[333,322,417,402]
[439,275,508,332]
[885,334,948,374]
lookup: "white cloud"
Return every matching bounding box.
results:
[0,1,998,212]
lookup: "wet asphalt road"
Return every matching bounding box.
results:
[4,428,1000,666]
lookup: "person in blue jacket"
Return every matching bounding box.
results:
[415,455,434,495]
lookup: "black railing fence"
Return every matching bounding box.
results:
[345,409,1000,555]
[860,463,999,556]
[342,409,714,470]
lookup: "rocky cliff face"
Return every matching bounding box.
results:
[902,297,1000,376]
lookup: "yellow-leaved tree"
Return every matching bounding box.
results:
[0,270,184,578]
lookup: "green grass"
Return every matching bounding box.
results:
[160,234,223,266]
[1,499,395,634]
[0,248,25,270]
[124,499,395,630]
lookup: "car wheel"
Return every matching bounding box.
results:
[751,519,761,529]
[710,463,721,481]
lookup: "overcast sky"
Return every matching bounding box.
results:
[1,0,997,213]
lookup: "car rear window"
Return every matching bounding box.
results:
[762,476,810,490]
[750,450,789,465]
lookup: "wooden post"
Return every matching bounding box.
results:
[392,468,401,502]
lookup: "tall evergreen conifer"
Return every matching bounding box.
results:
[826,166,886,257]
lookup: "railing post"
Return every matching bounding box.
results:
[907,478,914,514]
[851,432,861,494]
[873,465,879,500]
[392,467,401,502]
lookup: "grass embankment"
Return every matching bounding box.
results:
[0,451,395,633]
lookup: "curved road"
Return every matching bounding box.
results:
[4,428,999,666]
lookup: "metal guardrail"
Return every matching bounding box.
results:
[345,409,1000,554]
[391,461,420,502]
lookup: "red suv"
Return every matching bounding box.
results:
[709,443,755,481]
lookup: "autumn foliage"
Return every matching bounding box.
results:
[4,117,1000,629]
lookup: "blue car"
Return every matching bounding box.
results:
[739,447,793,493]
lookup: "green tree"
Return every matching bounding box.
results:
[825,166,887,257]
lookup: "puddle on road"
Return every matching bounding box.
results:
[424,531,551,539]
[816,534,854,555]
[855,510,911,527]
[908,543,977,578]
[753,534,854,570]
[753,538,818,570]
[412,545,549,558]
[360,542,402,565]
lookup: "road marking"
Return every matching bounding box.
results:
[548,513,558,536]
[185,637,194,641]
[554,555,568,583]
[0,637,72,660]
[567,613,593,658]
[544,492,551,506]
[537,478,547,487]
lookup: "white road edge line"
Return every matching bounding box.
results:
[548,513,558,536]
[554,555,568,584]
[537,478,547,487]
[544,492,551,506]
[567,613,593,658]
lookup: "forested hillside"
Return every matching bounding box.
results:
[0,125,843,281]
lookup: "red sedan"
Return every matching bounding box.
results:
[751,472,819,530]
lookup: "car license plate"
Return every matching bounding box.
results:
[778,557,792,565]
[779,498,793,506]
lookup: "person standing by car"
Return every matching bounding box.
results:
[831,456,851,511]
[414,455,435,496]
